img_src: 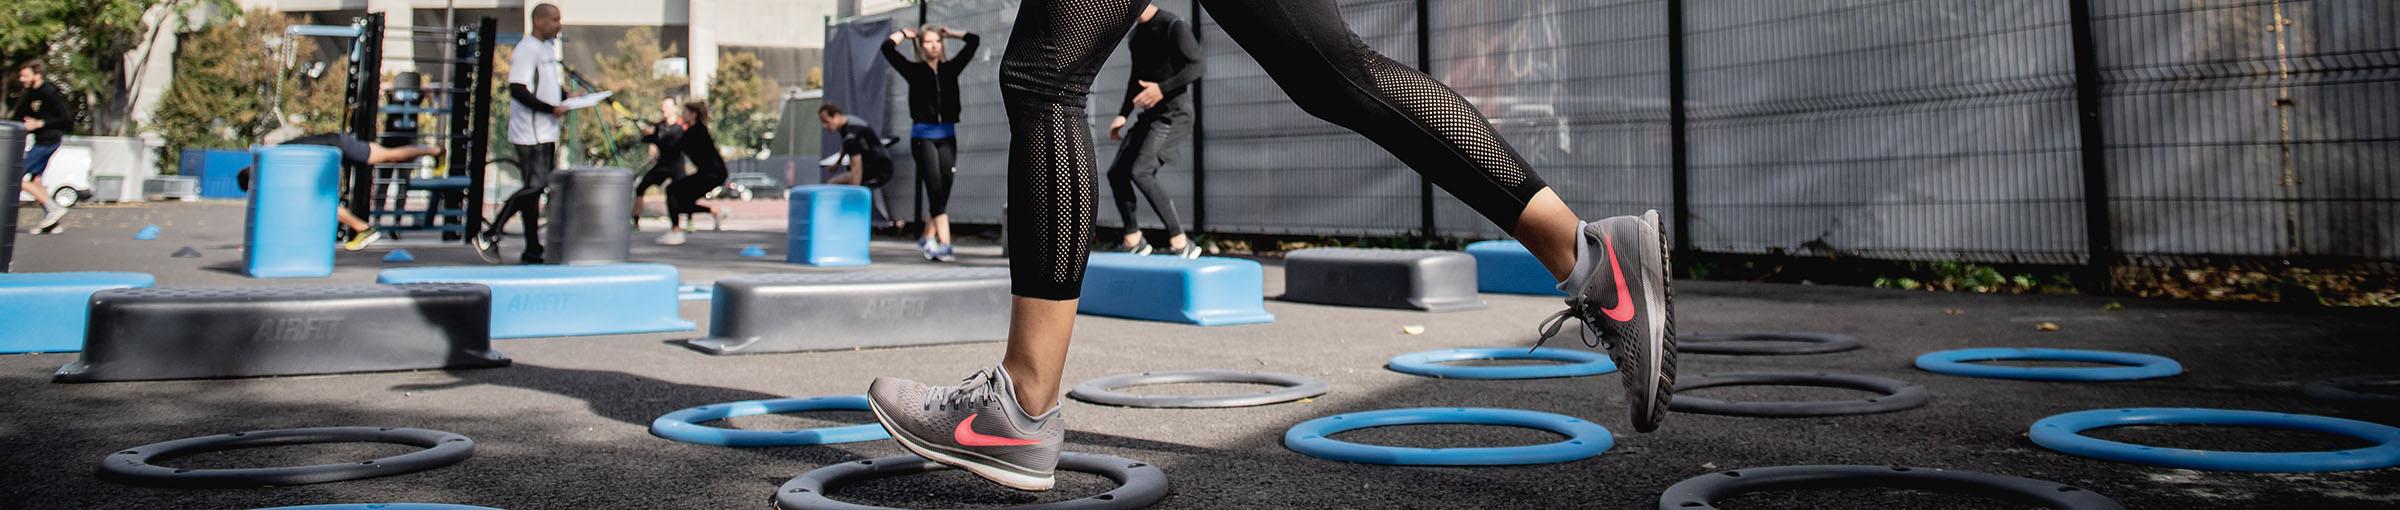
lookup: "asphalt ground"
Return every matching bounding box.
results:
[5,201,2398,509]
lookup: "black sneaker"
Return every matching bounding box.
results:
[472,232,502,264]
[1538,210,1675,432]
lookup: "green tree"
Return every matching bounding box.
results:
[148,9,336,171]
[0,0,231,135]
[705,50,779,158]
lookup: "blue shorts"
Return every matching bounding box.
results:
[22,143,59,179]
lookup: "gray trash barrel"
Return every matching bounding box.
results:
[543,167,634,265]
[0,122,23,272]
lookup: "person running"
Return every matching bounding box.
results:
[866,0,1677,492]
[656,100,727,246]
[882,25,979,262]
[1104,4,1204,258]
[818,103,898,225]
[634,97,686,228]
[12,59,75,234]
[475,2,574,264]
[274,134,443,251]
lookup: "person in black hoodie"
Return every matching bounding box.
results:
[1104,4,1204,258]
[882,25,979,262]
[13,59,75,233]
[634,97,687,228]
[655,100,727,246]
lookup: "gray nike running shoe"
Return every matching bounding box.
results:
[1538,210,1676,432]
[868,366,1065,491]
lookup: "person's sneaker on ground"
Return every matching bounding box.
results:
[36,208,66,232]
[658,230,687,246]
[934,243,957,262]
[1122,239,1154,256]
[868,367,1064,491]
[710,210,728,231]
[519,252,544,265]
[921,239,942,261]
[342,228,383,251]
[1174,242,1202,259]
[1537,210,1676,433]
[472,232,503,264]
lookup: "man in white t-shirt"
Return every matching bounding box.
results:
[477,2,573,264]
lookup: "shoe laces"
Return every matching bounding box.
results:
[933,368,1003,410]
[1533,307,1612,352]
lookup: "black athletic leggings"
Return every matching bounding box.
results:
[1107,95,1191,239]
[912,137,958,216]
[1003,0,1549,300]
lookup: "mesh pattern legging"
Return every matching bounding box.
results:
[911,137,959,216]
[1003,0,1550,300]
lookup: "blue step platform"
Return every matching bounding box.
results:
[0,272,155,353]
[377,264,694,339]
[244,146,341,278]
[1465,240,1563,296]
[786,185,871,266]
[1079,253,1274,326]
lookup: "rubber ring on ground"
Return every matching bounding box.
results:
[1679,331,1861,355]
[255,505,504,510]
[1668,372,1929,417]
[651,395,889,447]
[1657,465,2125,510]
[2303,375,2400,403]
[98,427,474,488]
[1067,370,1328,408]
[1386,348,1616,380]
[1283,407,1613,466]
[2029,407,2400,473]
[1915,347,2182,382]
[773,452,1168,510]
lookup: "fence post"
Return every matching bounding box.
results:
[1190,0,1207,234]
[2067,0,2115,293]
[1666,0,1692,260]
[1414,0,1437,240]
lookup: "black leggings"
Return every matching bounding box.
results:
[912,137,958,216]
[634,167,675,217]
[666,172,724,227]
[1107,96,1191,239]
[1002,0,1549,300]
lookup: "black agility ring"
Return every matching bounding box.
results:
[1657,465,2125,510]
[1679,331,1861,355]
[1068,370,1329,408]
[99,427,474,488]
[2304,375,2400,403]
[1668,372,1929,417]
[773,453,1169,510]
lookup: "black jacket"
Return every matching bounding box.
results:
[1118,10,1205,117]
[675,122,728,179]
[641,123,687,174]
[882,33,980,124]
[10,82,75,145]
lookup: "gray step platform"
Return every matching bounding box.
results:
[679,268,1010,355]
[1281,248,1487,312]
[55,284,510,382]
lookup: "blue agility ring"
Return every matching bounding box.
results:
[1387,348,1617,380]
[1914,348,2182,381]
[256,505,501,510]
[2030,407,2400,473]
[650,395,889,447]
[1284,407,1613,466]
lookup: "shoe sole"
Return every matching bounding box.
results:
[345,233,382,251]
[1631,210,1677,432]
[473,238,502,264]
[867,398,1057,491]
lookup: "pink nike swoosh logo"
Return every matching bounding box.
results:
[954,413,1041,447]
[1599,232,1637,323]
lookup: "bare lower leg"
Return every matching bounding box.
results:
[26,176,56,210]
[1121,231,1143,248]
[1167,233,1189,250]
[932,214,953,245]
[337,209,372,232]
[1511,188,1584,280]
[999,296,1076,414]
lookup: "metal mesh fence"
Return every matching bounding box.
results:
[826,0,2397,269]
